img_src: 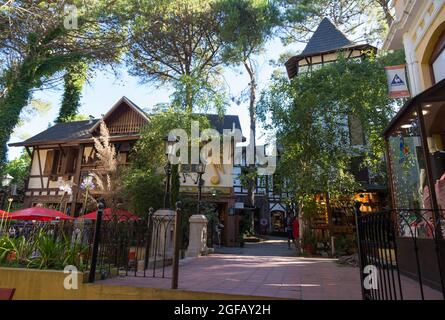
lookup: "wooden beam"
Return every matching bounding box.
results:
[70,145,85,216]
[35,147,45,189]
[25,146,32,158]
[58,144,66,156]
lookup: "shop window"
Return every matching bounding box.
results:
[421,102,445,212]
[387,110,435,238]
[387,113,431,211]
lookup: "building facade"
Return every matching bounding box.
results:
[10,97,246,246]
[284,18,388,237]
[383,0,445,289]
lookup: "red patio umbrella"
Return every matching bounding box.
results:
[8,207,74,221]
[0,210,11,220]
[78,208,141,222]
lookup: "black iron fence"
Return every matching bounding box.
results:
[355,204,445,300]
[0,205,182,288]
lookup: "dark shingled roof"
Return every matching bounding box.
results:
[205,114,242,134]
[284,18,376,79]
[301,18,353,56]
[10,120,100,147]
[10,114,242,147]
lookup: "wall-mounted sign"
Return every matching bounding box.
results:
[385,65,411,98]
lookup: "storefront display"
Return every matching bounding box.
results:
[385,79,445,239]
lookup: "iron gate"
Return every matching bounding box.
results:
[355,204,445,300]
[87,203,183,288]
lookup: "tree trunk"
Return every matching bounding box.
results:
[376,0,394,26]
[0,64,34,166]
[243,59,257,208]
[57,61,88,123]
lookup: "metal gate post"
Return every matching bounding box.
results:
[171,201,182,289]
[354,200,366,300]
[88,199,105,283]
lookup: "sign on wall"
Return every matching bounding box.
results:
[385,65,411,98]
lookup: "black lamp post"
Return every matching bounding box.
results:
[195,163,206,216]
[88,198,105,283]
[163,135,176,209]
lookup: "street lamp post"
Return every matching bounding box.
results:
[163,135,177,209]
[196,163,206,216]
[88,198,105,283]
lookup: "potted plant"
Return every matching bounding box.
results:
[302,229,317,256]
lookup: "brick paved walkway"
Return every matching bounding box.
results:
[100,237,443,300]
[101,238,363,299]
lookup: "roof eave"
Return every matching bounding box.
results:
[8,134,142,148]
[285,44,377,79]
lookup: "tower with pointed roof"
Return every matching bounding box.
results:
[285,18,376,79]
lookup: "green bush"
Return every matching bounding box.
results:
[334,234,357,256]
[0,231,89,271]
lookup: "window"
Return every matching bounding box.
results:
[43,149,61,176]
[64,148,79,174]
[432,50,445,83]
[431,30,445,84]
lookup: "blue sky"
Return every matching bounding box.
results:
[8,38,303,160]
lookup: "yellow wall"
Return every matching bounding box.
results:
[0,267,273,300]
[415,5,445,91]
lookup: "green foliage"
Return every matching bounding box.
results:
[334,234,357,256]
[123,0,227,113]
[258,50,406,202]
[279,0,393,45]
[121,168,164,216]
[4,151,30,189]
[217,0,281,63]
[57,61,88,123]
[0,231,89,271]
[123,110,211,214]
[0,1,124,167]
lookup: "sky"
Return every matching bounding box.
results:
[8,37,303,160]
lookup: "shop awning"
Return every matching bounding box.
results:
[384,78,445,137]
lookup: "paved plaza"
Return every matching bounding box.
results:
[100,237,444,300]
[102,238,363,299]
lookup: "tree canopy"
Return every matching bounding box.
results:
[122,0,228,113]
[280,0,393,45]
[0,0,125,166]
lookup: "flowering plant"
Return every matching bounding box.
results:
[80,175,95,191]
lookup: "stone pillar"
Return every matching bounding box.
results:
[153,209,176,258]
[187,214,208,257]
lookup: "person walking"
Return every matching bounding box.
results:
[292,216,301,254]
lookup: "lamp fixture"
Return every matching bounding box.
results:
[413,110,430,116]
[1,174,13,187]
